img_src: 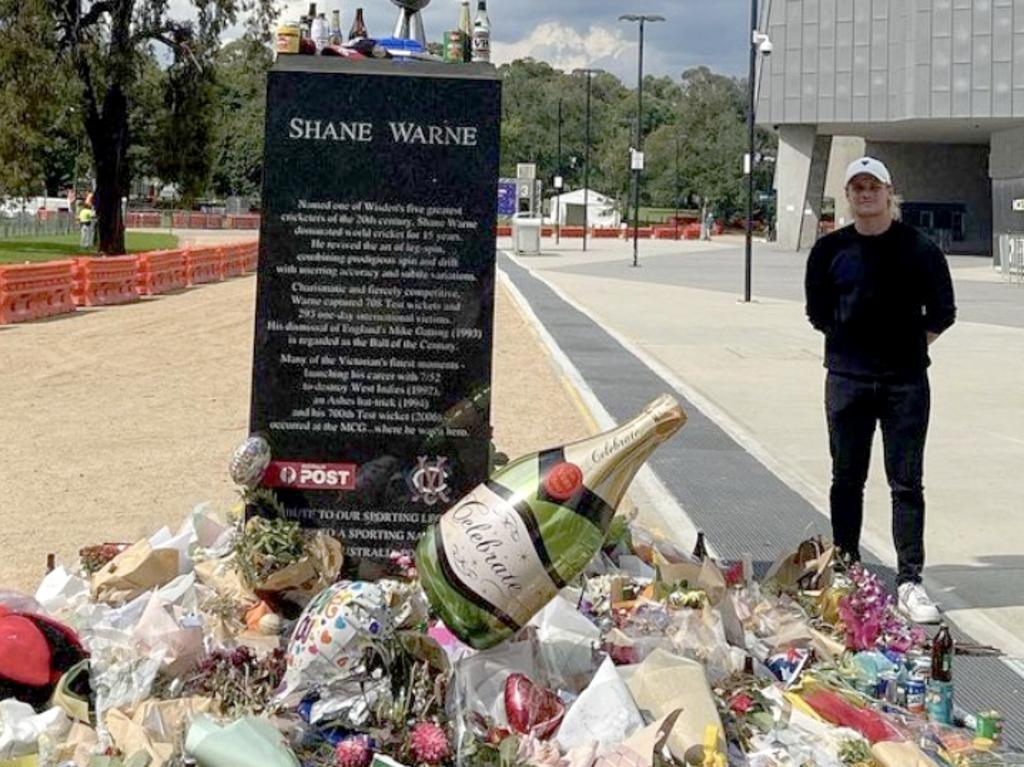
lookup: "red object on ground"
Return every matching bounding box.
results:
[0,605,87,709]
[137,249,188,296]
[0,260,77,325]
[72,255,140,307]
[801,687,905,743]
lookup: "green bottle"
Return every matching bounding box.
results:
[416,394,686,650]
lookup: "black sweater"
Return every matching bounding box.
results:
[804,221,956,378]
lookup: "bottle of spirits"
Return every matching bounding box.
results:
[931,623,954,682]
[692,530,709,561]
[329,8,343,45]
[471,0,490,63]
[458,0,472,62]
[348,7,368,41]
[416,394,687,649]
[311,12,330,51]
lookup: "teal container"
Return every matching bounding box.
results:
[926,679,954,724]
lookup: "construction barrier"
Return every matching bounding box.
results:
[125,212,162,228]
[137,250,188,296]
[653,227,682,240]
[683,223,702,240]
[592,228,621,238]
[0,260,77,325]
[560,226,585,238]
[244,242,259,272]
[225,215,261,230]
[185,246,225,286]
[496,225,512,237]
[72,256,140,307]
[221,244,250,278]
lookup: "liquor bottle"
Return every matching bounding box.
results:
[458,0,472,62]
[303,3,316,37]
[348,7,368,41]
[416,394,687,650]
[931,623,954,682]
[329,8,343,45]
[692,530,709,561]
[471,0,490,63]
[311,12,330,51]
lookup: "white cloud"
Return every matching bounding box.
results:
[491,21,638,81]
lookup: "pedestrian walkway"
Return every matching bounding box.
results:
[497,237,1024,750]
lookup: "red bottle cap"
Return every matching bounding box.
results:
[544,462,583,500]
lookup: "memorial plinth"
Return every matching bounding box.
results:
[250,57,501,562]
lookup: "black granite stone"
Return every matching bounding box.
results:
[250,58,500,563]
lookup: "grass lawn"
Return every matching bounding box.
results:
[0,232,179,264]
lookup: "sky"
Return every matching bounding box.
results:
[267,0,752,84]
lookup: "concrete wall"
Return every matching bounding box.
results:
[864,141,992,253]
[824,136,868,225]
[759,0,1024,125]
[991,125,1024,263]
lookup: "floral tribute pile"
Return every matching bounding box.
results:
[0,498,1017,767]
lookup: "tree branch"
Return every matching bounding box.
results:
[79,1,112,30]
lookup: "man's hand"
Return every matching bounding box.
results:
[927,331,940,346]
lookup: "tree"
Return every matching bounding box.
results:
[209,36,273,201]
[0,0,62,198]
[47,0,275,253]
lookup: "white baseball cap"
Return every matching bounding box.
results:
[844,156,892,186]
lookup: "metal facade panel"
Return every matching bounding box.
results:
[1014,32,1024,81]
[836,21,854,70]
[975,0,994,32]
[915,63,932,113]
[1017,0,1024,32]
[953,62,973,115]
[819,47,837,94]
[934,0,953,38]
[915,9,933,65]
[974,36,993,89]
[995,7,1014,61]
[872,18,889,67]
[994,62,1014,114]
[854,0,871,44]
[803,20,820,72]
[933,36,953,91]
[871,71,889,117]
[953,9,973,63]
[838,0,854,22]
[854,46,871,95]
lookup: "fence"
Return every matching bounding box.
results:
[0,213,75,240]
[125,211,261,231]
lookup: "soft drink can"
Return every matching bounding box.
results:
[975,711,1003,742]
[880,672,901,706]
[925,679,954,724]
[905,678,926,714]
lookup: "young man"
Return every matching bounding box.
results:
[804,157,956,623]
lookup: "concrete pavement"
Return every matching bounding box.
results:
[498,233,1024,657]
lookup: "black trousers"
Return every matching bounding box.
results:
[825,370,930,585]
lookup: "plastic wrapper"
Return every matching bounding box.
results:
[871,740,936,767]
[504,673,565,740]
[34,567,91,619]
[0,591,43,616]
[0,699,71,760]
[184,715,300,767]
[556,655,645,754]
[528,593,602,693]
[669,605,743,684]
[105,696,213,767]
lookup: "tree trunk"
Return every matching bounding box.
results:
[89,84,129,255]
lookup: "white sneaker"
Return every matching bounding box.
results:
[897,582,941,624]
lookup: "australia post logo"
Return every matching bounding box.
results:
[264,461,357,491]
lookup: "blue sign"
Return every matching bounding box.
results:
[497,180,517,216]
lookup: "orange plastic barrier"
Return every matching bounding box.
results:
[186,246,225,286]
[496,225,512,237]
[137,249,188,296]
[683,223,702,240]
[225,215,261,230]
[560,226,585,238]
[653,227,681,240]
[126,212,162,228]
[243,242,258,272]
[72,256,140,307]
[0,260,77,324]
[221,244,247,278]
[592,228,621,238]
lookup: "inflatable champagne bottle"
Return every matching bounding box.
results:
[416,394,686,649]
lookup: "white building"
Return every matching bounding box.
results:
[546,188,622,228]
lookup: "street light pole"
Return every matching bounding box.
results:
[573,68,603,252]
[556,98,563,245]
[620,13,665,268]
[744,0,759,303]
[674,133,681,240]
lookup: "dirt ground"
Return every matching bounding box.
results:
[0,244,592,593]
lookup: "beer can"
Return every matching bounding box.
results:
[276,22,301,54]
[975,711,1003,742]
[925,679,954,724]
[444,30,464,62]
[880,672,902,707]
[905,678,926,714]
